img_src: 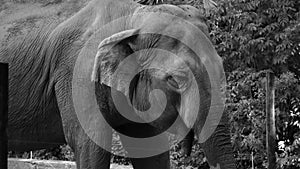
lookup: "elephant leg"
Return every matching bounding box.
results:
[54,83,112,169]
[117,124,170,169]
[75,128,112,169]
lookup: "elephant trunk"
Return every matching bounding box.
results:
[179,129,194,156]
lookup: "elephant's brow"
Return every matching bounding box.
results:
[172,69,189,77]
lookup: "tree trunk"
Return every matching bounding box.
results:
[266,71,276,169]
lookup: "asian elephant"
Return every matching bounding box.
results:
[1,0,235,168]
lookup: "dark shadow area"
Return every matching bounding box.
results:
[0,63,8,169]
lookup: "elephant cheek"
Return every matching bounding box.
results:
[178,78,199,129]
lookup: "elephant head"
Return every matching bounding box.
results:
[91,5,235,169]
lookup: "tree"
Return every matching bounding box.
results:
[207,0,300,168]
[208,0,300,76]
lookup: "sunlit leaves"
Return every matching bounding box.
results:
[207,0,300,77]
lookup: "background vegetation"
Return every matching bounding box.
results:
[2,0,300,168]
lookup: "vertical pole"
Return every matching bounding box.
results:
[0,63,8,169]
[251,151,254,169]
[266,71,276,169]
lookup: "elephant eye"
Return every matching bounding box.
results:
[166,75,187,90]
[166,75,179,89]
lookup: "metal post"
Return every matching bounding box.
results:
[266,71,276,169]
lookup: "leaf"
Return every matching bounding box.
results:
[203,0,217,12]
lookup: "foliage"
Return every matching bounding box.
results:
[207,0,300,76]
[226,70,267,168]
[276,72,300,169]
[170,140,209,169]
[8,145,75,161]
[205,0,300,168]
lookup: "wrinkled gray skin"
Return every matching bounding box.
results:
[1,0,235,168]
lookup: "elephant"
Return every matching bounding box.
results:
[0,0,236,168]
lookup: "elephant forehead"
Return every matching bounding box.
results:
[132,4,208,37]
[142,49,196,79]
[133,4,205,23]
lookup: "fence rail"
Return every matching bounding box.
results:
[8,158,133,169]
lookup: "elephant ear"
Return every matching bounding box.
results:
[91,29,140,96]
